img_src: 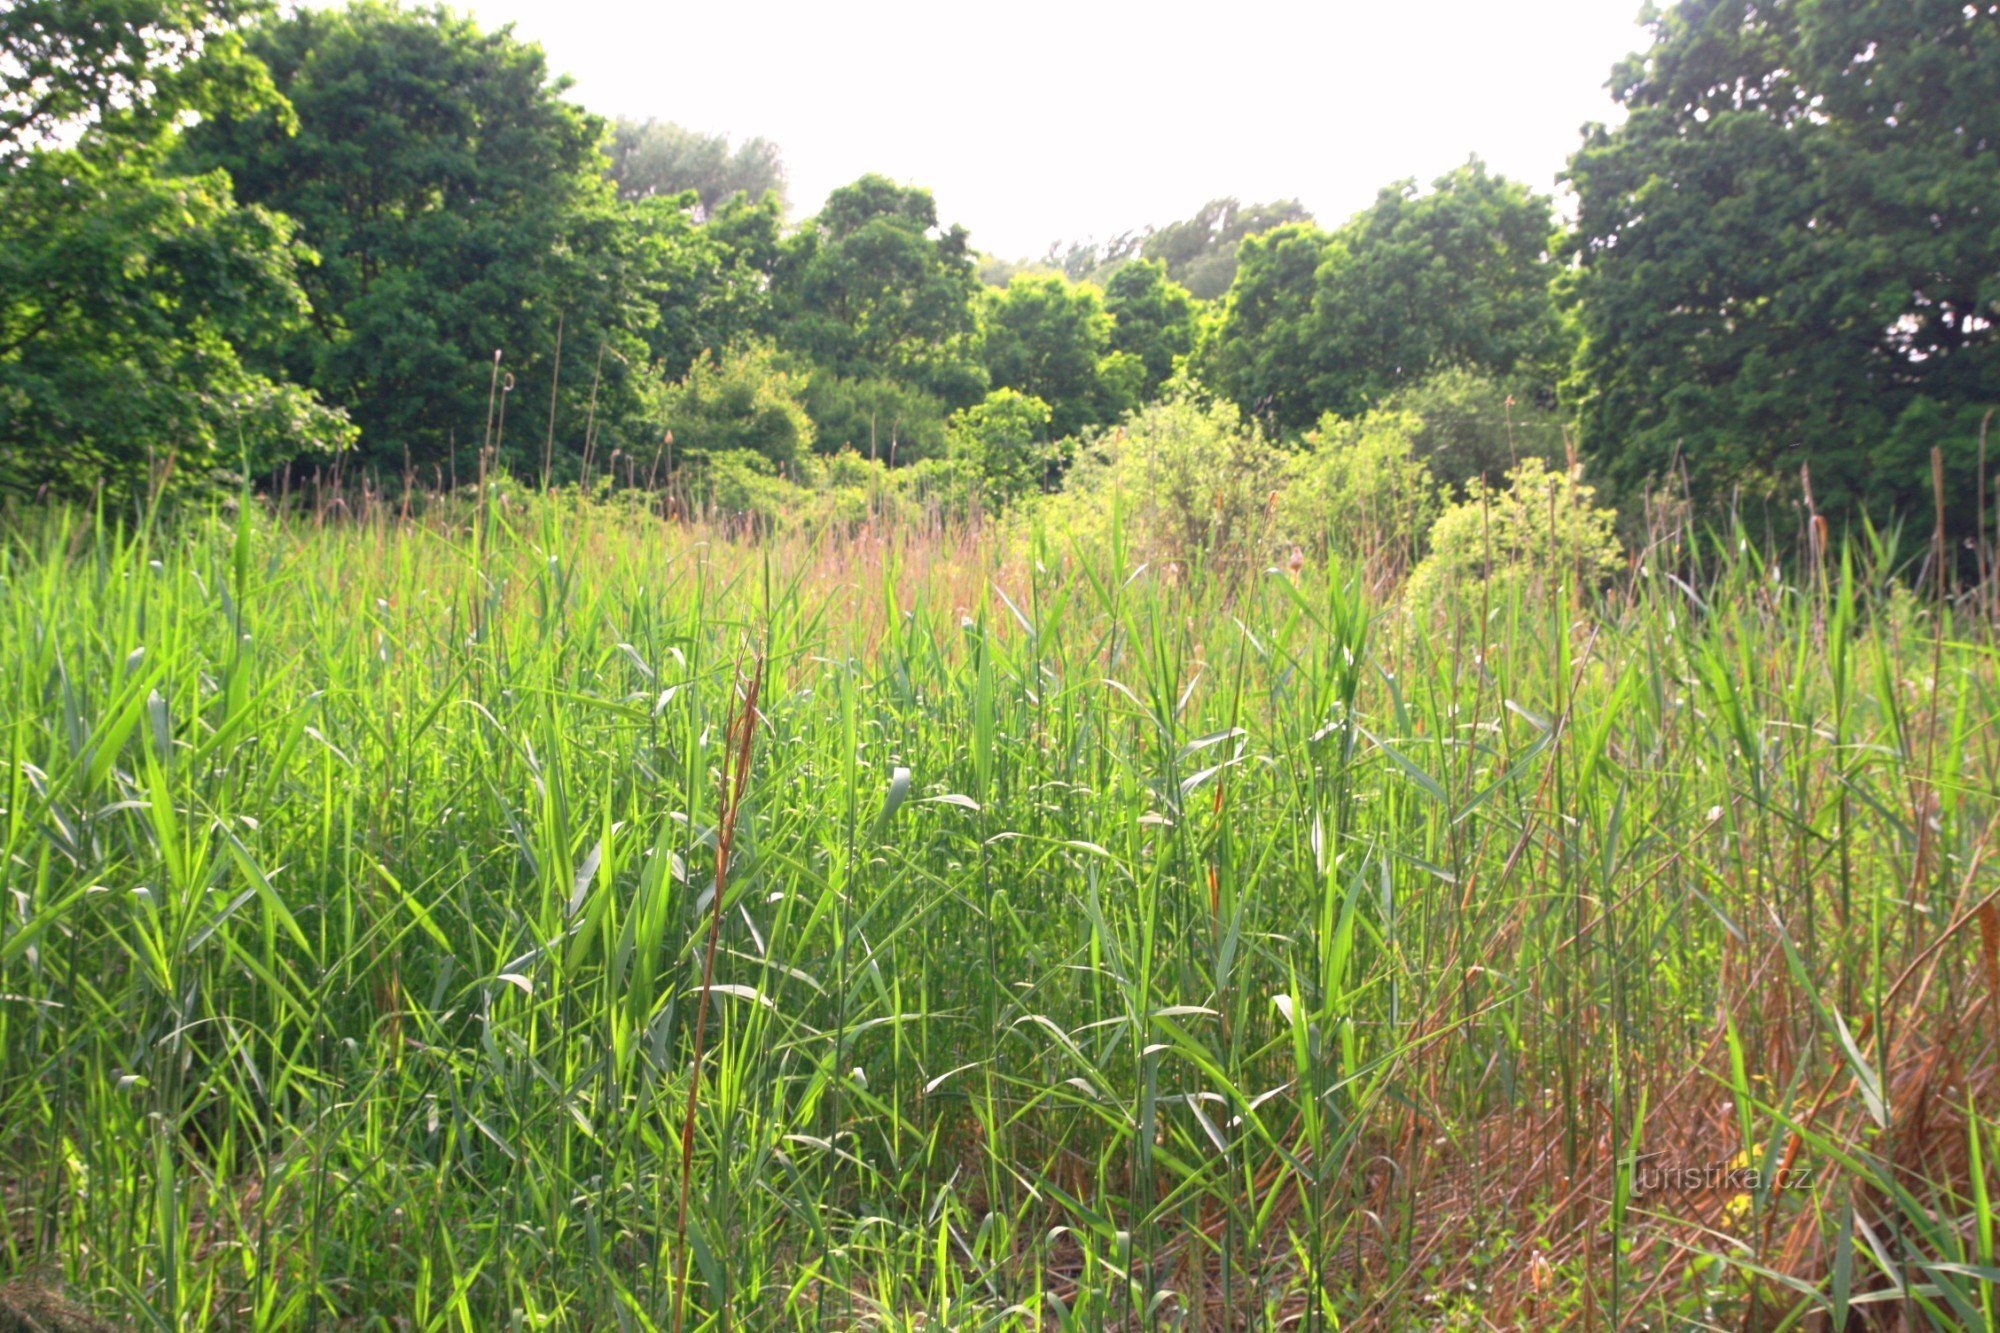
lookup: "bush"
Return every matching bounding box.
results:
[1405,456,1624,614]
[687,450,805,530]
[660,344,814,468]
[1283,408,1442,569]
[802,371,949,464]
[946,388,1055,507]
[1046,394,1287,567]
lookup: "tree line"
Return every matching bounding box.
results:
[2,0,1996,538]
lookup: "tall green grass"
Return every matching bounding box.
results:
[2,495,1996,1328]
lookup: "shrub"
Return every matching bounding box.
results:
[1405,456,1624,614]
[1283,408,1441,569]
[661,344,814,468]
[1046,394,1287,568]
[946,388,1055,507]
[688,450,805,530]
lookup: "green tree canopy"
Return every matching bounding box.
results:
[1205,162,1564,435]
[1103,259,1199,395]
[979,273,1140,438]
[1320,161,1564,405]
[0,0,278,166]
[1199,221,1342,433]
[1563,0,2000,530]
[181,2,692,475]
[1,0,351,499]
[774,175,986,408]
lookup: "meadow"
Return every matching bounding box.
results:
[2,491,1997,1329]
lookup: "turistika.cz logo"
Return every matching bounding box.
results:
[1630,1154,1814,1195]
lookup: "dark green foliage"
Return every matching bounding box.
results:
[1320,161,1565,406]
[1103,259,1199,394]
[180,3,710,475]
[1563,0,2000,530]
[800,371,950,464]
[1199,221,1336,433]
[1205,162,1565,435]
[0,0,351,499]
[773,175,986,409]
[0,153,352,497]
[1385,368,1567,494]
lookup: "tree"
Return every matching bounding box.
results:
[1,0,277,167]
[774,175,986,408]
[618,189,785,383]
[606,118,786,214]
[979,273,1140,437]
[1142,197,1314,299]
[800,372,950,465]
[1200,221,1341,434]
[181,2,689,475]
[1318,161,1565,407]
[1204,163,1564,435]
[1103,259,1199,395]
[1,0,351,499]
[1563,0,2000,531]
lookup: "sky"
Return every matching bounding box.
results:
[450,0,1652,259]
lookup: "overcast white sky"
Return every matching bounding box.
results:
[451,0,1651,259]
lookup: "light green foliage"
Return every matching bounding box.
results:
[606,117,787,212]
[1051,393,1286,565]
[1406,455,1624,614]
[660,343,813,468]
[978,273,1136,438]
[0,0,280,166]
[1563,0,2000,531]
[1283,409,1442,566]
[945,387,1054,506]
